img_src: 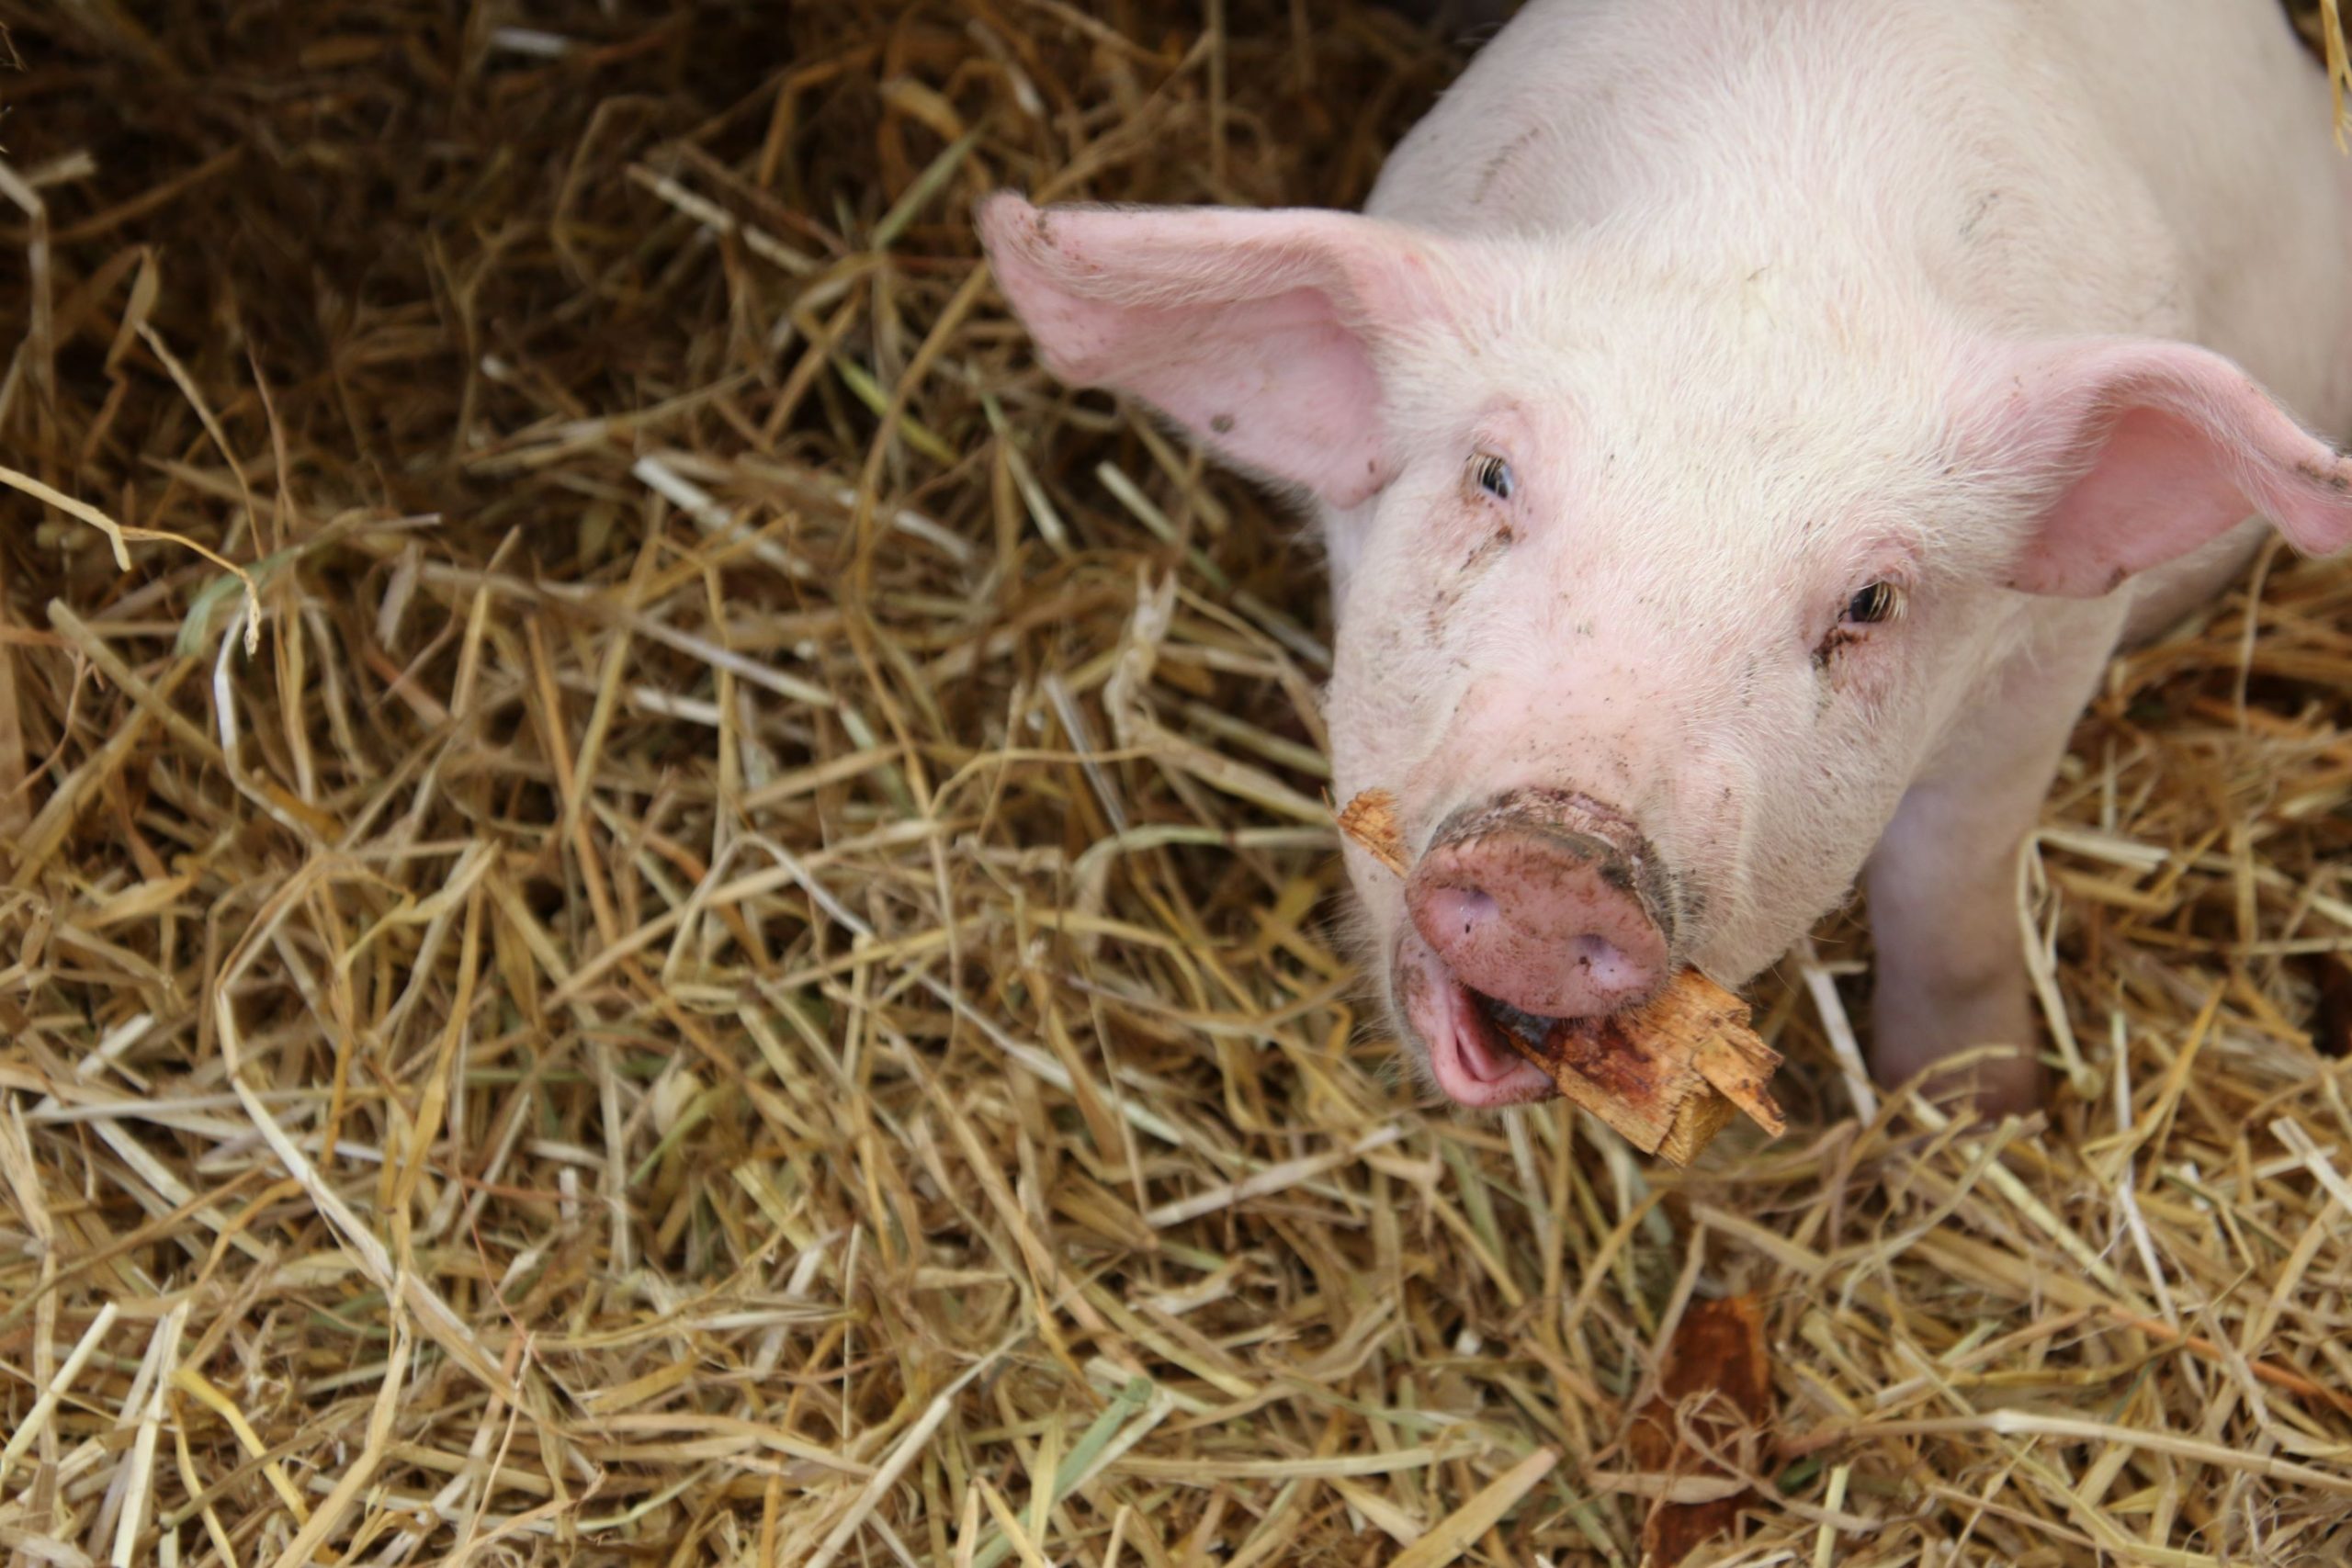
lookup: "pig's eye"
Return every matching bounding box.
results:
[1468,453,1514,502]
[1843,581,1905,626]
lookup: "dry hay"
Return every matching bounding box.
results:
[0,2,2348,1565]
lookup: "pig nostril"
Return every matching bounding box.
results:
[1573,933,1642,993]
[1426,886,1499,938]
[1457,891,1497,933]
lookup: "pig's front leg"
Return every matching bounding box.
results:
[1863,781,2044,1115]
[1860,627,2115,1116]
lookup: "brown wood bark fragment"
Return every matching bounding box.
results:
[1520,981,1783,1166]
[1334,786,1410,875]
[1626,1294,1775,1566]
[1336,788,1786,1166]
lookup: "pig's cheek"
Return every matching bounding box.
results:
[1813,619,1927,714]
[1813,653,1889,716]
[1341,852,1409,936]
[1322,669,1411,805]
[1384,932,1445,1077]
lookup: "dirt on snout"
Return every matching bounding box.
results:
[1337,788,1787,1165]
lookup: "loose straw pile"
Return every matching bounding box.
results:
[0,3,2347,1564]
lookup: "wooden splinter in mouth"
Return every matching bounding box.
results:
[1338,788,1788,1166]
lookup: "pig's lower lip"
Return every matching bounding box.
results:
[1394,929,1558,1108]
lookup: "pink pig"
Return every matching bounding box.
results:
[979,0,2352,1114]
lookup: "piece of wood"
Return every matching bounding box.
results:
[1519,982,1784,1165]
[1334,787,1410,875]
[1335,789,1787,1166]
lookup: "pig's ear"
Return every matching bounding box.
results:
[977,193,1455,509]
[1976,339,2352,598]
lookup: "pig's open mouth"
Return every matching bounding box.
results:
[1391,926,1563,1108]
[1469,992,1560,1054]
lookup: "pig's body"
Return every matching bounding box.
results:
[1332,0,2352,1102]
[979,1,2352,1115]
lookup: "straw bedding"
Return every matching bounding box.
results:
[0,3,2348,1564]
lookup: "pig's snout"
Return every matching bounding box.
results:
[1405,792,1671,1020]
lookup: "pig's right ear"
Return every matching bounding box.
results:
[977,194,1457,509]
[1968,338,2352,598]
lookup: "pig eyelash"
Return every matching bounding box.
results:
[1814,580,1907,667]
[1466,453,1515,502]
[1841,581,1906,626]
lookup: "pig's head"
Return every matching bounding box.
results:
[978,195,2352,1109]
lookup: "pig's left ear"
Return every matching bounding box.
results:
[977,194,1459,509]
[1973,339,2352,598]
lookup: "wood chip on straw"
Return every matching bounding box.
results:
[1623,1294,1777,1565]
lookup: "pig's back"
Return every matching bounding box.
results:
[1368,0,2349,424]
[2036,0,2351,432]
[2035,0,2352,635]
